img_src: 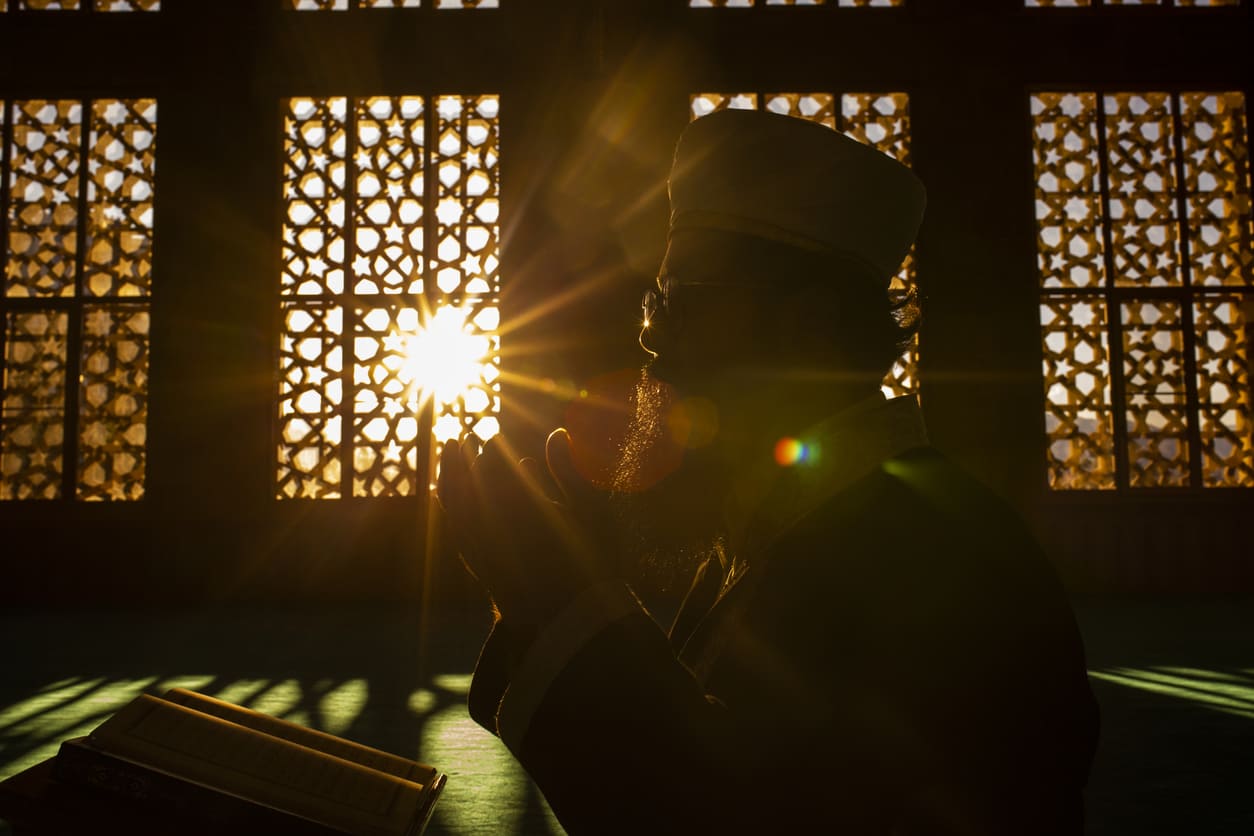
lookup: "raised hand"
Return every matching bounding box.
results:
[437,433,612,625]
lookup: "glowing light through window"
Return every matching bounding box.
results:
[1,98,156,502]
[401,305,492,407]
[278,95,500,499]
[1031,91,1253,490]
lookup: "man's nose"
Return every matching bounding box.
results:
[639,314,666,359]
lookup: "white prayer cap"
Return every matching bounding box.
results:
[667,109,926,286]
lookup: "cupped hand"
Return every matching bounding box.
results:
[436,431,614,625]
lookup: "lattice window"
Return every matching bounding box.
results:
[0,1,160,10]
[284,1,497,9]
[1032,91,1253,490]
[278,95,500,500]
[1,98,156,501]
[689,1,902,7]
[690,91,919,399]
[1025,1,1241,7]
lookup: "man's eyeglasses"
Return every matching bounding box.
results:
[641,275,756,332]
[640,285,666,331]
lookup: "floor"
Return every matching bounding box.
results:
[1,598,1252,835]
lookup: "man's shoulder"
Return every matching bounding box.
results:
[769,444,1050,590]
[835,445,1029,535]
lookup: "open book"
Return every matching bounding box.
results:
[53,688,445,836]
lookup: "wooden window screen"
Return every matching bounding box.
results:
[1032,91,1253,490]
[1,98,156,501]
[278,95,501,500]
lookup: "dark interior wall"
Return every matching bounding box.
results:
[0,0,1250,606]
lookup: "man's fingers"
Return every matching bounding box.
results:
[474,435,515,488]
[519,456,559,503]
[461,434,481,473]
[465,436,543,521]
[436,438,462,514]
[546,427,611,535]
[545,427,589,504]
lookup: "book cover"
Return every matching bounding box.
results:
[51,690,446,836]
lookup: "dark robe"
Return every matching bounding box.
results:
[468,444,1099,835]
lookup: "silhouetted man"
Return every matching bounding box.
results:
[438,109,1099,835]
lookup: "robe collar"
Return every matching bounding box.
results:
[721,393,930,577]
[677,394,930,680]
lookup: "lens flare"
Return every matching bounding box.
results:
[774,437,819,468]
[400,304,493,409]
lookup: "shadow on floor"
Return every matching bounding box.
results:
[0,606,563,836]
[2,598,1252,835]
[1075,597,1254,836]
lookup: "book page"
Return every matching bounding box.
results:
[162,688,438,787]
[91,695,426,836]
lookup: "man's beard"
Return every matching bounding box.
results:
[608,364,728,597]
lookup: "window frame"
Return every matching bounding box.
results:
[1030,86,1254,494]
[1,96,157,503]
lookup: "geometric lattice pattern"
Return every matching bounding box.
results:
[278,302,343,499]
[282,97,347,298]
[1193,295,1254,485]
[690,90,919,399]
[1,311,69,499]
[85,99,156,297]
[1032,93,1105,291]
[1032,91,1253,489]
[6,100,82,298]
[1121,299,1190,487]
[278,95,501,499]
[1,1,160,9]
[78,304,149,500]
[354,97,424,296]
[1181,93,1252,288]
[286,1,418,8]
[1,98,156,501]
[1025,1,1239,7]
[94,0,160,9]
[427,94,501,447]
[1105,93,1182,288]
[1040,295,1117,489]
[352,305,423,498]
